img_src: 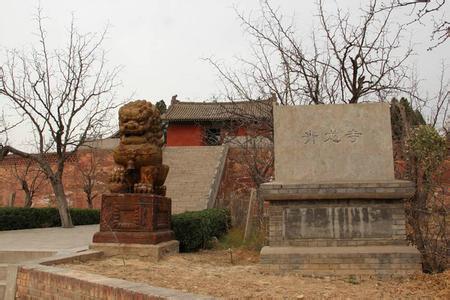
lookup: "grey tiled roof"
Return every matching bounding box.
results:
[161,99,273,122]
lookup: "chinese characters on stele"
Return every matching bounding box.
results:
[302,129,362,144]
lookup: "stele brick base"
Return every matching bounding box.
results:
[93,193,175,244]
[259,181,423,277]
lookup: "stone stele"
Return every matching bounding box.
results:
[273,102,395,183]
[260,102,421,277]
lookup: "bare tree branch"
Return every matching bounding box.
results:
[0,9,121,227]
[208,0,413,105]
[378,0,449,49]
[77,150,100,209]
[11,158,46,207]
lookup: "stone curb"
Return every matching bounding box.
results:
[8,250,215,300]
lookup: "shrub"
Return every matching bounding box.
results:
[217,227,266,251]
[405,125,448,273]
[172,208,231,252]
[70,208,100,225]
[0,207,99,230]
[407,125,447,180]
[390,97,426,142]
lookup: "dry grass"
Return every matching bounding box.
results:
[62,249,450,299]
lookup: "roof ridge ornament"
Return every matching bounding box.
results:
[171,94,179,105]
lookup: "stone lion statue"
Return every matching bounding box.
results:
[109,100,169,195]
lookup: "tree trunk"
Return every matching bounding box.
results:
[24,193,32,208]
[22,182,33,208]
[51,178,74,228]
[87,196,93,209]
[7,192,16,207]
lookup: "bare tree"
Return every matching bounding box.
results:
[207,0,415,226]
[0,8,121,227]
[11,159,46,208]
[317,0,413,103]
[428,61,449,129]
[380,0,449,50]
[209,97,275,227]
[208,0,413,105]
[0,111,22,142]
[218,97,274,187]
[402,60,449,132]
[77,150,100,209]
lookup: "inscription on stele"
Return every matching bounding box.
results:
[273,103,395,182]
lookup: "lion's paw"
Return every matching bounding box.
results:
[134,183,154,194]
[110,167,125,183]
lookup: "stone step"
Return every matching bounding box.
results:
[260,246,422,277]
[0,264,6,281]
[163,146,227,214]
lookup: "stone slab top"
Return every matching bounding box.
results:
[273,102,395,182]
[260,245,420,255]
[260,180,415,200]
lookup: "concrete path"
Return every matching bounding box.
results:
[0,225,99,251]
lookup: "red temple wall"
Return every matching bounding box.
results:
[166,124,204,146]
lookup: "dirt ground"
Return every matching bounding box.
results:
[62,249,449,299]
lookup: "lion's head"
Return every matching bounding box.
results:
[118,100,163,146]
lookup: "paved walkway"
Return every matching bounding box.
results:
[0,225,99,251]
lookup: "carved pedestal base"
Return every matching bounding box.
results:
[90,240,179,261]
[92,193,175,245]
[259,181,422,277]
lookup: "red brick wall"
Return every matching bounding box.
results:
[0,146,262,211]
[1,145,449,223]
[165,122,270,146]
[216,147,268,226]
[0,149,114,209]
[236,127,247,136]
[166,123,204,146]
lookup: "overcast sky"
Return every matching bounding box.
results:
[0,0,449,149]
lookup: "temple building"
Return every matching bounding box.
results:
[161,96,273,146]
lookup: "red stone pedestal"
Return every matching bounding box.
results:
[92,193,175,244]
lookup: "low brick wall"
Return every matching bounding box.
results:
[14,264,212,300]
[12,251,213,300]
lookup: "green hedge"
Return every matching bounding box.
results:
[0,207,100,230]
[70,208,101,226]
[0,207,231,253]
[172,208,231,252]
